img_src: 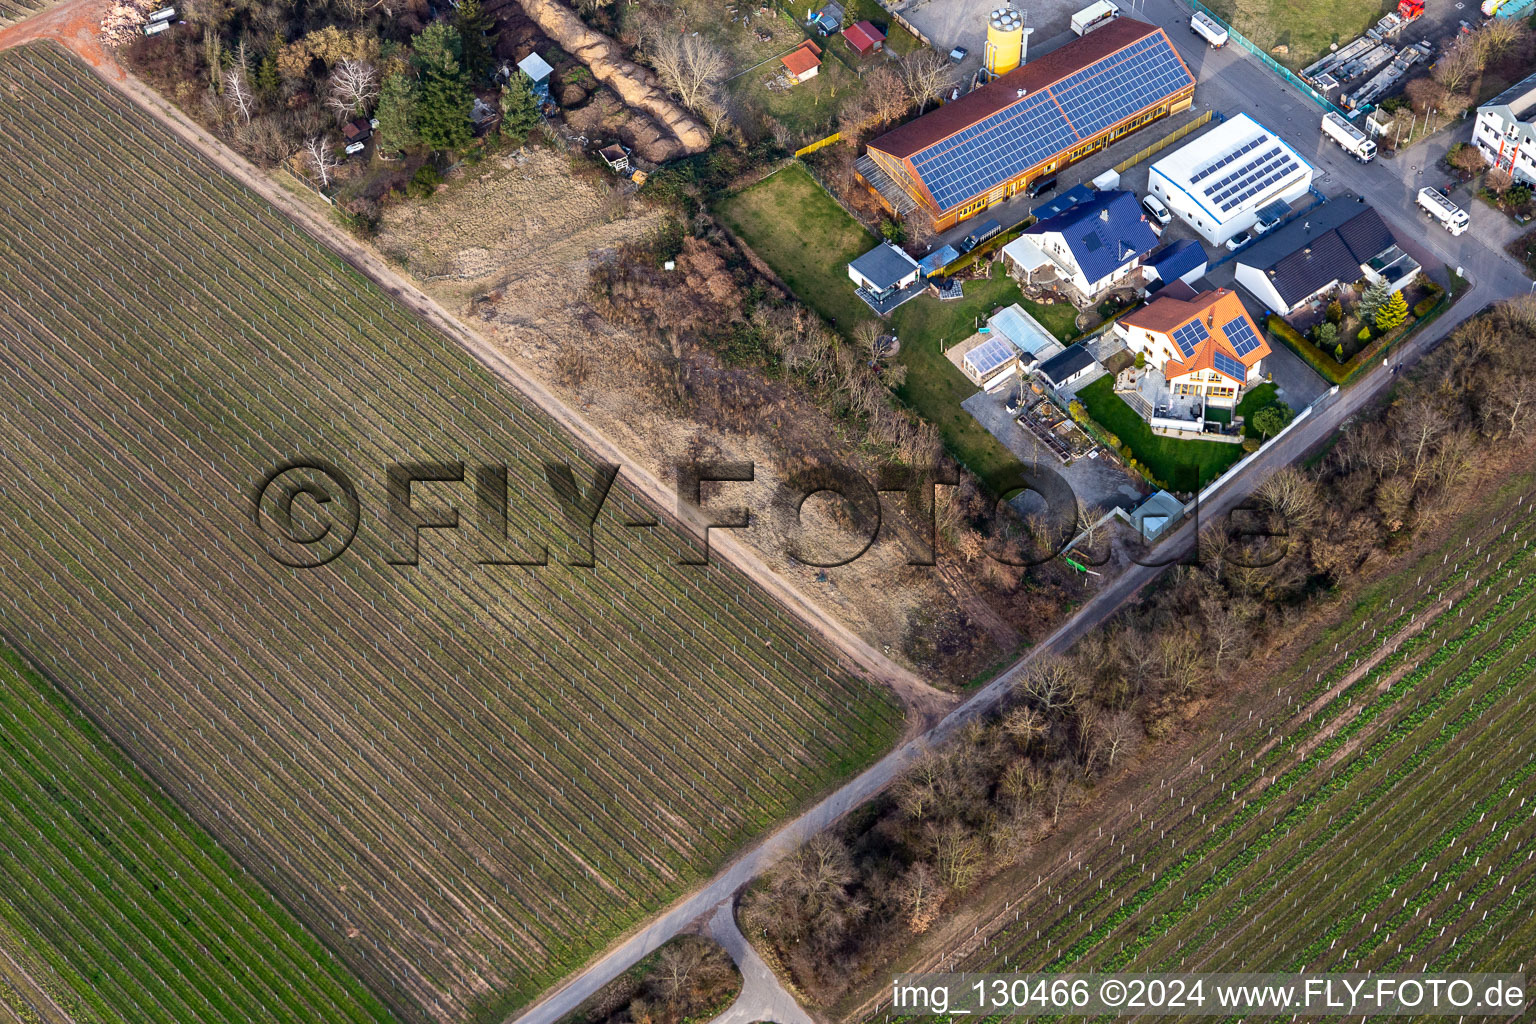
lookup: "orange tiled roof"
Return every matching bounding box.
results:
[782,41,822,76]
[1121,288,1270,383]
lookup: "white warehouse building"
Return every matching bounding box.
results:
[1472,70,1536,186]
[1147,114,1313,247]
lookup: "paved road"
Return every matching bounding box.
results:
[504,12,1531,1024]
[707,902,815,1024]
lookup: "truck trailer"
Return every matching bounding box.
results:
[1190,10,1227,46]
[1417,187,1468,235]
[1321,111,1377,161]
[1070,0,1120,36]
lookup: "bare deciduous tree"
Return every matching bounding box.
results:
[1099,709,1140,767]
[224,67,255,124]
[327,58,379,121]
[898,48,954,114]
[894,861,948,933]
[1256,466,1321,531]
[648,32,729,112]
[1432,36,1481,95]
[304,135,338,186]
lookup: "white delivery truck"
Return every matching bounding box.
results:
[1321,111,1377,162]
[143,19,169,33]
[1191,10,1228,46]
[1071,0,1120,36]
[147,6,177,21]
[1417,187,1469,236]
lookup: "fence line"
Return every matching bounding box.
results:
[794,132,842,157]
[1189,1,1348,118]
[886,9,933,48]
[1112,108,1215,175]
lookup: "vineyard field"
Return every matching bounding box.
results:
[0,648,397,1024]
[870,475,1536,1015]
[0,0,62,29]
[0,43,903,1024]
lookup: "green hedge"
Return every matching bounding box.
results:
[1265,291,1450,388]
[1266,315,1348,385]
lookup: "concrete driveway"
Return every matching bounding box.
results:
[963,386,1148,517]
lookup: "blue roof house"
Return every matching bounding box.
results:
[1009,190,1159,301]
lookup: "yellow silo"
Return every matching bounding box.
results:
[984,6,1024,77]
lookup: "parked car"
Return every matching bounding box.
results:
[1026,175,1058,198]
[1141,193,1172,227]
[948,45,968,62]
[958,217,1003,254]
[1224,230,1254,251]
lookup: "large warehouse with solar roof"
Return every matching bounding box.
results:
[855,18,1195,231]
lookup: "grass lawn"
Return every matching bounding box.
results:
[717,161,875,327]
[1077,376,1244,490]
[1235,381,1279,419]
[718,168,1079,492]
[1204,0,1391,69]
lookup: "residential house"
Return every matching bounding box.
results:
[1115,287,1268,408]
[1472,69,1536,186]
[1001,190,1158,301]
[1232,199,1418,316]
[1037,343,1099,391]
[856,19,1195,231]
[847,242,923,314]
[1141,238,1208,291]
[843,20,885,54]
[1147,113,1313,247]
[780,40,822,84]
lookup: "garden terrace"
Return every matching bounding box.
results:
[0,44,903,1024]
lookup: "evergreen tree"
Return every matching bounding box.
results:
[499,71,542,141]
[1356,280,1390,325]
[254,50,281,99]
[1375,289,1409,332]
[375,71,421,151]
[453,0,494,82]
[413,23,473,151]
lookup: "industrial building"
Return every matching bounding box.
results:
[1473,70,1536,186]
[856,17,1195,230]
[1146,114,1313,247]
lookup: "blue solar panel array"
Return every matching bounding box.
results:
[1202,147,1299,214]
[1171,318,1208,359]
[908,32,1193,211]
[1052,35,1193,137]
[1222,315,1262,357]
[1189,135,1267,185]
[1212,350,1246,382]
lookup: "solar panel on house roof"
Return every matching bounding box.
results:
[1222,315,1262,357]
[908,32,1192,212]
[1212,350,1246,382]
[1171,318,1208,359]
[966,337,1016,377]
